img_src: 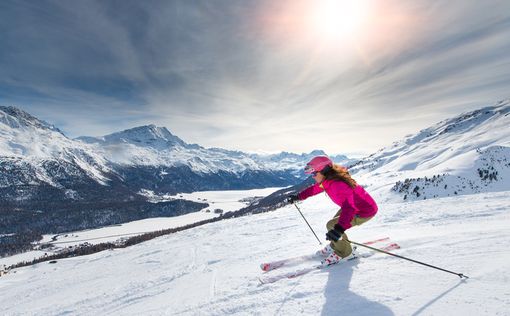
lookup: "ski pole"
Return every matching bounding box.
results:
[293,203,322,245]
[348,239,469,279]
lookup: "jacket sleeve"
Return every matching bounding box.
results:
[337,202,356,230]
[297,183,324,200]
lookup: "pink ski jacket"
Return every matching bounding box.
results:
[297,179,378,230]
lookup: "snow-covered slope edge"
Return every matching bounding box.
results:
[390,146,510,200]
[351,99,510,202]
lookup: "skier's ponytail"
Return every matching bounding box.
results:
[321,164,357,189]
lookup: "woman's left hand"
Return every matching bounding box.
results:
[326,224,345,241]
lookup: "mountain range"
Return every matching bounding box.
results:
[2,99,510,255]
[0,105,353,255]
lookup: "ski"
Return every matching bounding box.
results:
[260,237,391,272]
[260,253,318,272]
[259,242,401,284]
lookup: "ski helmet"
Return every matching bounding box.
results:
[304,156,333,174]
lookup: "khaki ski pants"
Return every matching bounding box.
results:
[326,209,373,258]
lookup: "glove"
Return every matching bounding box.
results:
[326,224,345,242]
[284,194,299,204]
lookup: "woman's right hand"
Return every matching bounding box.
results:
[284,194,299,204]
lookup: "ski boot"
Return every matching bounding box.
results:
[316,244,334,257]
[320,246,359,266]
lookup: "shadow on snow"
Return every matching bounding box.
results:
[321,260,394,316]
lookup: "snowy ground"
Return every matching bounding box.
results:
[0,187,281,267]
[1,190,509,315]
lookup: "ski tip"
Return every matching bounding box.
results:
[260,263,270,271]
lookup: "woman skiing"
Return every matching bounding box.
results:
[287,156,378,266]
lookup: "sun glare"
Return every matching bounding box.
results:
[260,0,420,70]
[309,0,370,41]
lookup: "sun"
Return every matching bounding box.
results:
[308,0,370,41]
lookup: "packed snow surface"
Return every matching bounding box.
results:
[1,190,509,315]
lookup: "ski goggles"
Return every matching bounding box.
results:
[304,164,332,175]
[305,167,321,177]
[304,164,316,174]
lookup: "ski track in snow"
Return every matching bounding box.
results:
[1,191,510,315]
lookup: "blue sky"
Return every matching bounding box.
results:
[1,0,509,156]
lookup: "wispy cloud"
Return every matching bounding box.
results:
[1,0,509,155]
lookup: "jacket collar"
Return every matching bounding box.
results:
[319,179,333,189]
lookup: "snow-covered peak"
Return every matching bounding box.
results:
[77,125,189,149]
[0,105,112,186]
[309,149,327,156]
[434,99,510,136]
[354,100,510,174]
[401,99,510,149]
[0,106,64,135]
[0,106,72,158]
[251,150,353,173]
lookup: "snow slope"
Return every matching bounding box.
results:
[351,100,510,202]
[1,190,509,315]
